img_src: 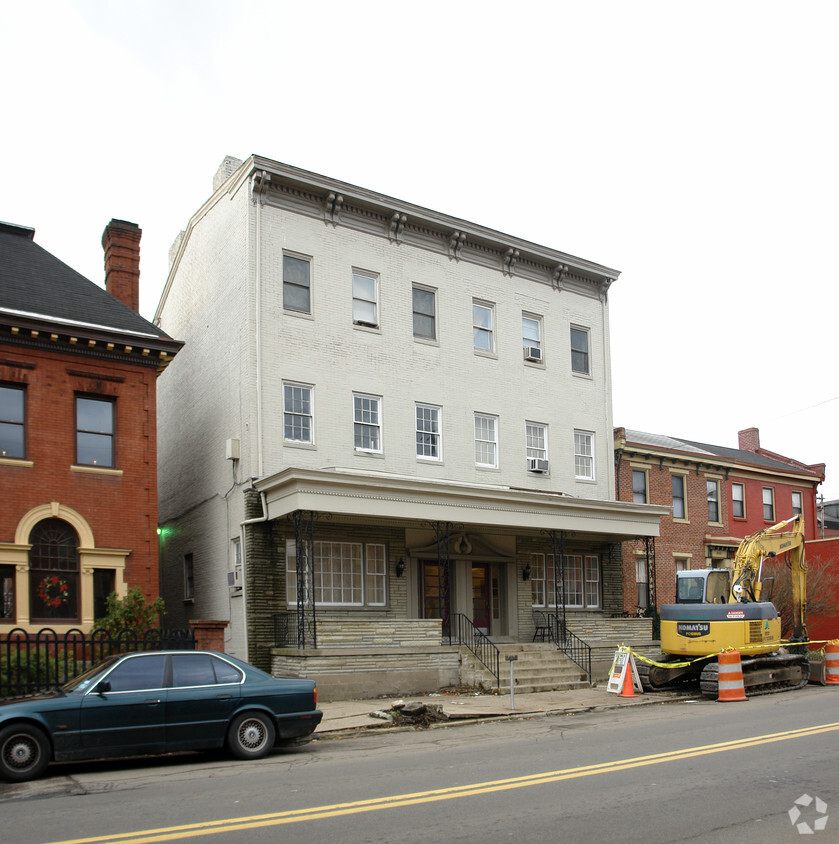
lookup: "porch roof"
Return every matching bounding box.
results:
[252,467,667,543]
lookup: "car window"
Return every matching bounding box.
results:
[105,654,167,692]
[211,655,243,684]
[171,653,218,687]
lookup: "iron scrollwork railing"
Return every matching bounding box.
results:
[548,614,592,680]
[448,613,501,688]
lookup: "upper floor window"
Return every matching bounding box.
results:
[283,253,311,314]
[352,270,379,327]
[763,487,775,522]
[473,301,495,352]
[522,315,543,362]
[632,469,648,504]
[0,384,25,459]
[791,491,803,516]
[526,422,548,462]
[574,430,595,480]
[732,482,745,518]
[570,326,590,375]
[413,286,436,340]
[283,382,313,444]
[675,558,689,573]
[354,394,382,453]
[672,474,686,519]
[474,413,498,468]
[707,480,720,523]
[75,396,114,467]
[416,404,441,461]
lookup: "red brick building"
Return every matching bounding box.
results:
[0,220,182,633]
[614,426,825,613]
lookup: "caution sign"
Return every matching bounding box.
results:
[606,646,643,695]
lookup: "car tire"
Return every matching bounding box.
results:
[0,723,51,783]
[226,712,276,760]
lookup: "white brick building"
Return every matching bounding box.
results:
[155,156,665,696]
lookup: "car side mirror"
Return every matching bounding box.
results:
[95,680,111,695]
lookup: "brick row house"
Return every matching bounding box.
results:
[153,156,667,696]
[613,426,825,614]
[0,220,182,633]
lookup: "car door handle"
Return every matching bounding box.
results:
[144,699,162,705]
[216,694,232,700]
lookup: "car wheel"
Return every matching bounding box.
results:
[0,723,51,783]
[226,712,276,760]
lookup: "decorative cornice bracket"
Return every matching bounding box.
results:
[323,192,343,226]
[389,212,408,243]
[502,248,520,277]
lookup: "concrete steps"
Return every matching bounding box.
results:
[564,618,659,682]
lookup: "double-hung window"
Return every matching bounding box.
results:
[707,480,720,523]
[0,384,25,459]
[283,254,311,314]
[526,422,548,463]
[75,396,115,467]
[474,413,498,468]
[416,404,441,461]
[570,326,590,375]
[283,382,313,444]
[352,270,378,327]
[574,430,594,480]
[412,285,436,340]
[632,469,648,504]
[791,491,802,516]
[354,394,382,452]
[473,301,495,352]
[522,315,542,361]
[732,482,745,518]
[763,487,775,521]
[672,474,686,519]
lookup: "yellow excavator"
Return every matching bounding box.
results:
[639,515,809,698]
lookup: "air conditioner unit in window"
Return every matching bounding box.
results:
[527,458,549,473]
[227,569,242,589]
[523,346,542,362]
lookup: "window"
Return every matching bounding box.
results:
[526,422,548,461]
[473,301,495,352]
[171,653,243,687]
[365,544,386,606]
[792,491,803,516]
[763,487,775,521]
[732,483,745,519]
[570,326,590,375]
[574,430,594,480]
[416,404,441,460]
[353,394,382,452]
[75,396,114,467]
[283,383,313,443]
[106,654,166,692]
[632,469,648,504]
[522,315,542,359]
[672,474,686,519]
[93,569,115,621]
[584,556,600,607]
[707,480,720,523]
[675,558,689,573]
[29,519,79,621]
[1,565,15,621]
[474,413,498,468]
[283,253,311,314]
[530,553,600,609]
[412,286,436,340]
[352,270,378,327]
[0,384,25,458]
[231,537,242,589]
[183,553,194,601]
[635,558,649,610]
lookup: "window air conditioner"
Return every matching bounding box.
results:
[527,458,549,473]
[227,569,242,588]
[523,346,542,362]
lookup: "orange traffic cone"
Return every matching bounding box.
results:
[717,650,747,702]
[619,661,636,698]
[825,641,839,685]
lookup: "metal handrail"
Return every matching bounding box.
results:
[549,614,592,682]
[448,613,501,688]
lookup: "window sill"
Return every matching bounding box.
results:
[283,440,316,451]
[0,457,34,468]
[71,465,123,476]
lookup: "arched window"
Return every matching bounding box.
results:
[29,519,79,621]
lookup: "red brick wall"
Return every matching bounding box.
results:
[0,341,160,601]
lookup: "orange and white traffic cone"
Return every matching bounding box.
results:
[619,661,636,698]
[825,641,839,685]
[717,650,747,702]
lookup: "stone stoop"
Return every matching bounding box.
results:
[461,642,590,694]
[565,618,659,682]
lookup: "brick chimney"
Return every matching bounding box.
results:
[102,219,141,312]
[738,427,760,453]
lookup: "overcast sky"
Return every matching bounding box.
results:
[3,1,838,499]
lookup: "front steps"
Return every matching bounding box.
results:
[565,617,659,682]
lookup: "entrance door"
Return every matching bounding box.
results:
[471,564,491,632]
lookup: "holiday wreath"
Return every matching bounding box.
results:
[37,574,70,609]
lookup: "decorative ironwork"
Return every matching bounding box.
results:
[449,613,500,687]
[424,521,456,640]
[288,510,325,649]
[546,616,592,680]
[542,529,568,641]
[643,536,659,638]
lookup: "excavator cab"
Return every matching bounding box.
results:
[675,569,731,604]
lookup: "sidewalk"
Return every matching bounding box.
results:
[315,685,695,736]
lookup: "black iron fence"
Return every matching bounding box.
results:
[0,627,195,699]
[447,613,501,687]
[549,615,592,681]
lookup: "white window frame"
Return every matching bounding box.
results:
[707,479,721,523]
[574,430,595,480]
[672,473,687,520]
[522,314,543,360]
[526,422,548,461]
[732,482,745,519]
[791,491,803,516]
[474,413,499,468]
[570,325,590,375]
[763,487,775,522]
[230,538,242,590]
[412,285,437,341]
[635,557,649,610]
[353,393,383,453]
[632,468,649,504]
[282,252,312,315]
[416,403,442,461]
[283,382,314,444]
[473,300,495,353]
[675,558,690,573]
[352,269,379,328]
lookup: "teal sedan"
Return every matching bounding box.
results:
[0,650,322,782]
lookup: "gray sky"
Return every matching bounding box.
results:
[3,1,838,498]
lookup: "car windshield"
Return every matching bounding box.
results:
[61,655,122,692]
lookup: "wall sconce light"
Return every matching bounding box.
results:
[522,563,531,581]
[395,557,406,577]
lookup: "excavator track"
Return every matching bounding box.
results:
[699,653,809,699]
[637,655,708,692]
